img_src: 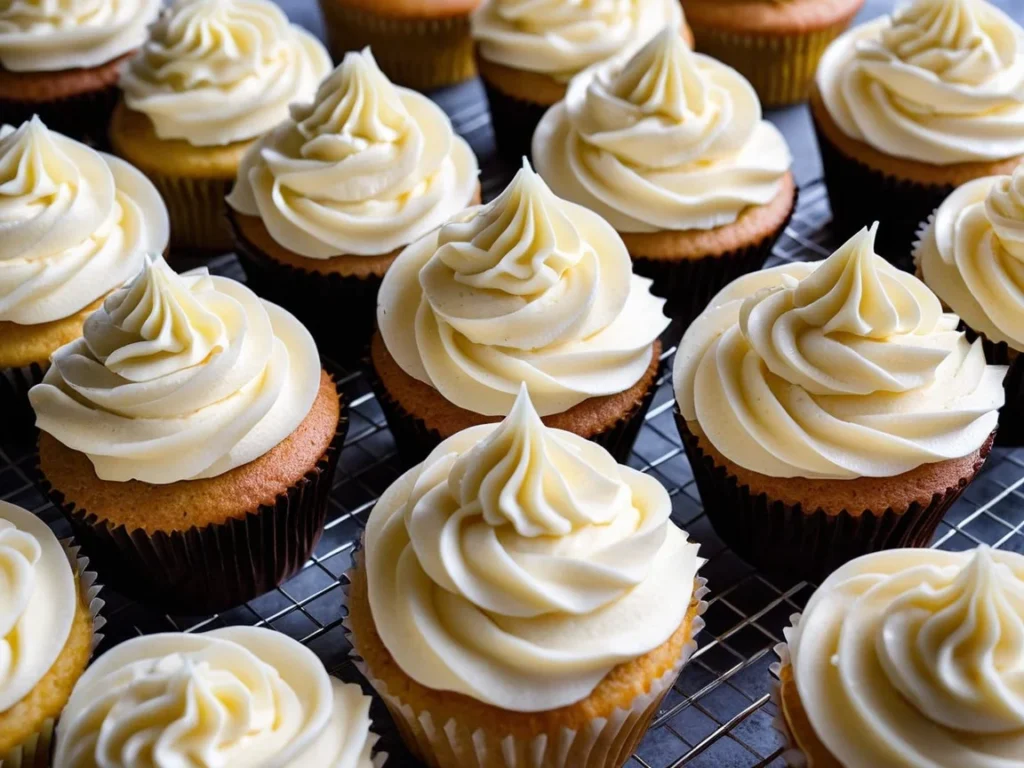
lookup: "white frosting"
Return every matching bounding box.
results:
[673,224,1006,479]
[226,49,479,259]
[534,27,791,234]
[377,163,668,418]
[119,0,331,147]
[816,0,1024,164]
[919,165,1024,351]
[0,118,169,326]
[0,0,159,72]
[471,0,684,80]
[29,256,321,485]
[365,386,701,712]
[0,501,77,714]
[787,546,1024,767]
[53,626,383,768]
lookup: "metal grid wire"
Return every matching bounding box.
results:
[4,83,1024,768]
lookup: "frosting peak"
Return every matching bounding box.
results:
[378,163,668,417]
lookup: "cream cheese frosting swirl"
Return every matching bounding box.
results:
[0,118,169,326]
[119,0,331,147]
[817,0,1024,164]
[365,386,701,712]
[29,255,320,485]
[785,546,1024,766]
[0,501,77,715]
[918,165,1024,351]
[226,49,479,259]
[0,0,160,72]
[377,163,669,417]
[53,626,384,768]
[673,224,1005,479]
[534,27,792,233]
[471,0,684,80]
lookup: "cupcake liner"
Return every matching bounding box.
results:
[142,169,234,256]
[319,3,475,90]
[344,549,708,768]
[1,362,46,434]
[40,382,348,615]
[676,415,991,583]
[768,620,810,768]
[366,357,659,468]
[1,83,118,149]
[629,188,797,341]
[813,117,953,268]
[229,213,382,366]
[2,541,106,768]
[480,76,553,163]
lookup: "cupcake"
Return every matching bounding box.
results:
[373,162,669,466]
[534,27,796,335]
[673,224,1005,581]
[917,165,1024,447]
[682,0,865,107]
[813,0,1024,261]
[0,117,169,430]
[54,626,386,767]
[0,500,103,768]
[227,49,480,362]
[471,0,692,160]
[0,0,160,145]
[773,546,1024,766]
[109,0,331,254]
[348,386,706,768]
[319,0,480,90]
[30,255,345,614]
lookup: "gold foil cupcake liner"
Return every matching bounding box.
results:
[141,169,234,255]
[344,550,708,768]
[319,3,475,90]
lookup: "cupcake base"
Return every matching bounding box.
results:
[676,416,993,583]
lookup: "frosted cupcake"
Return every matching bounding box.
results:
[472,0,691,160]
[535,27,795,334]
[109,0,331,252]
[0,0,160,144]
[674,224,1005,580]
[774,546,1024,766]
[0,501,103,768]
[813,0,1024,259]
[228,48,480,361]
[54,626,385,767]
[374,162,669,466]
[0,117,169,428]
[917,164,1024,446]
[348,386,705,768]
[31,256,345,613]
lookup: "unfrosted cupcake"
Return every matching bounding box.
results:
[54,626,385,767]
[813,0,1024,260]
[228,48,480,361]
[348,386,705,768]
[472,0,692,160]
[535,27,795,334]
[0,117,168,428]
[0,500,103,768]
[31,256,345,614]
[774,546,1024,766]
[674,224,1005,580]
[109,0,331,253]
[374,162,669,466]
[0,0,160,145]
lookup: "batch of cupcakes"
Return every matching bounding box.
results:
[2,0,1024,766]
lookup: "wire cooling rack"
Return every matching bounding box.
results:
[5,80,1024,768]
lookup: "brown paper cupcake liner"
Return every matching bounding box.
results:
[480,77,552,163]
[141,169,234,256]
[366,358,659,468]
[319,3,475,90]
[1,83,118,149]
[1,361,47,435]
[229,213,382,365]
[676,415,991,583]
[40,382,348,615]
[630,189,797,341]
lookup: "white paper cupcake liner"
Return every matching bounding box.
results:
[1,540,105,768]
[344,550,708,768]
[768,613,808,768]
[911,211,938,277]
